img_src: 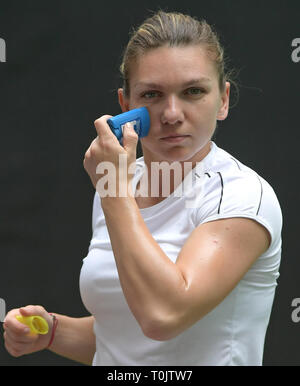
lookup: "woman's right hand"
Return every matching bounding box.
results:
[3,305,54,357]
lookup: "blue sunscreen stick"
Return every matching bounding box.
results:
[107,107,150,144]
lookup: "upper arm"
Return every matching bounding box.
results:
[149,171,281,341]
[173,217,271,334]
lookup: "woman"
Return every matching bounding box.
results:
[3,11,282,366]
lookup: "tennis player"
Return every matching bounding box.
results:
[3,11,282,366]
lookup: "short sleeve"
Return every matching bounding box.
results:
[193,170,283,256]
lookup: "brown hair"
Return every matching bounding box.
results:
[119,10,238,102]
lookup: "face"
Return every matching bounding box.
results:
[118,45,230,166]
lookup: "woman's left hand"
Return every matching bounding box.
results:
[83,115,138,196]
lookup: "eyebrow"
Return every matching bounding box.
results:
[133,77,212,90]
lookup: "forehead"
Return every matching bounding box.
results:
[130,45,218,89]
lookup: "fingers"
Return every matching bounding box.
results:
[84,114,138,190]
[3,305,52,358]
[18,304,51,326]
[4,331,25,357]
[19,305,45,317]
[4,326,36,345]
[3,308,39,357]
[84,115,119,166]
[4,308,30,335]
[4,329,39,357]
[4,305,48,335]
[94,115,113,139]
[122,122,138,156]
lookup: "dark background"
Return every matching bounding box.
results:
[0,0,299,366]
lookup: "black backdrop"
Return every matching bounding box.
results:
[0,0,299,366]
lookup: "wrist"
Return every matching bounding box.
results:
[100,189,137,213]
[99,180,135,202]
[47,313,58,349]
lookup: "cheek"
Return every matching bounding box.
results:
[194,98,220,124]
[146,111,161,135]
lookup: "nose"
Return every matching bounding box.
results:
[161,95,184,125]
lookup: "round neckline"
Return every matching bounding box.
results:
[132,141,217,215]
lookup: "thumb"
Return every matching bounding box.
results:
[123,122,138,155]
[19,306,34,316]
[19,305,43,317]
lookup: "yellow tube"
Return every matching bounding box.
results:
[16,315,49,335]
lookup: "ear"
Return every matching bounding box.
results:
[217,82,230,121]
[118,88,130,113]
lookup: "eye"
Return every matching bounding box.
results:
[185,87,205,96]
[141,90,160,99]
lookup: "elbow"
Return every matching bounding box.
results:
[142,322,176,342]
[140,302,208,341]
[140,314,183,342]
[139,294,193,341]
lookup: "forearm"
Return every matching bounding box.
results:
[48,314,96,365]
[101,195,188,339]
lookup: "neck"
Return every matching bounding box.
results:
[136,141,212,199]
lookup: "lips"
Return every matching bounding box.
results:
[160,134,190,143]
[160,134,190,139]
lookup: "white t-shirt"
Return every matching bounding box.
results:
[79,141,282,366]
